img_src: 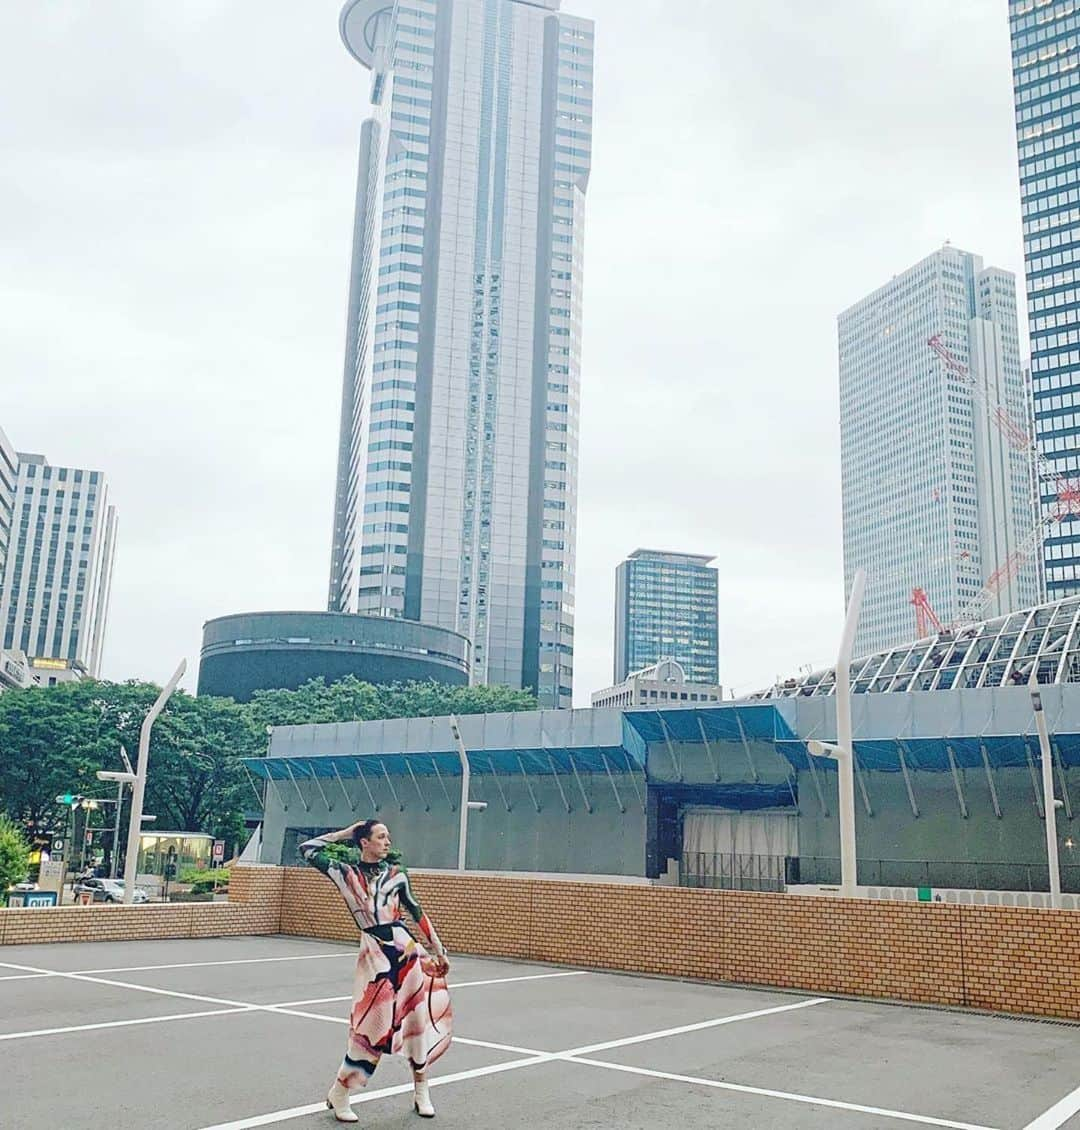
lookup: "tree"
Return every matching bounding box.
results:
[245,676,537,732]
[0,680,263,855]
[0,814,30,894]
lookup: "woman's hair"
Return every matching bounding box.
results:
[351,819,403,866]
[351,819,385,847]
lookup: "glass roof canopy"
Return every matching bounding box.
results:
[749,595,1080,700]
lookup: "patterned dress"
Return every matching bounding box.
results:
[300,837,453,1089]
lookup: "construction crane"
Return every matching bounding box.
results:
[910,587,944,639]
[925,335,1080,625]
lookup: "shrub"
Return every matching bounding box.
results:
[179,866,229,894]
[0,815,30,902]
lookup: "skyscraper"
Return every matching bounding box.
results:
[0,453,118,679]
[1010,3,1080,599]
[614,549,719,686]
[0,426,15,585]
[327,0,593,710]
[839,246,1040,656]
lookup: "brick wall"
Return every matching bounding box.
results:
[0,866,282,946]
[280,867,1080,1020]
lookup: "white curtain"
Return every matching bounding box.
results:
[681,807,798,889]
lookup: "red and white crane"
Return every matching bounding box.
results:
[918,335,1080,627]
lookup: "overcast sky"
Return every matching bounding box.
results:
[0,0,1023,703]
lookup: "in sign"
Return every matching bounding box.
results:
[212,840,225,862]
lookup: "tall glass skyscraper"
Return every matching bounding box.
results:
[614,550,719,686]
[0,453,118,678]
[839,247,1040,656]
[328,0,593,709]
[1010,1,1080,598]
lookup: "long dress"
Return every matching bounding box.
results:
[300,837,453,1089]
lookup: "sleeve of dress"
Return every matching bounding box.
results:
[298,836,335,875]
[397,868,446,956]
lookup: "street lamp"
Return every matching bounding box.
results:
[449,715,487,871]
[120,660,186,904]
[806,569,866,898]
[1029,672,1063,910]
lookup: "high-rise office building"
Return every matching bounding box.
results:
[327,0,594,710]
[614,550,719,686]
[1010,3,1080,599]
[0,453,118,679]
[839,246,1040,656]
[0,426,15,585]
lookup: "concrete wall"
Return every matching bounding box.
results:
[795,764,1080,889]
[262,768,647,876]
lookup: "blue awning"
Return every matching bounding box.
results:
[243,742,642,781]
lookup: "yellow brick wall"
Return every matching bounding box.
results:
[279,867,1080,1020]
[0,865,283,947]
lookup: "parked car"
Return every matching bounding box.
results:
[73,877,149,904]
[13,881,38,892]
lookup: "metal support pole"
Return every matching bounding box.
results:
[696,714,721,782]
[432,760,456,811]
[283,761,310,811]
[1031,681,1063,909]
[405,761,430,812]
[853,751,873,817]
[451,716,471,868]
[352,759,380,813]
[835,569,865,897]
[896,741,920,819]
[946,746,969,819]
[265,771,290,813]
[123,660,186,905]
[486,757,511,812]
[979,743,1002,819]
[568,753,593,814]
[330,763,356,813]
[379,760,404,812]
[306,761,334,813]
[1052,739,1073,820]
[600,753,626,814]
[515,754,541,813]
[1024,740,1046,818]
[109,780,123,879]
[547,754,572,813]
[657,712,682,782]
[735,711,759,783]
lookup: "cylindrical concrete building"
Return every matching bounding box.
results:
[197,611,470,702]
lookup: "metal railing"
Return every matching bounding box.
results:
[680,852,788,892]
[680,852,1080,893]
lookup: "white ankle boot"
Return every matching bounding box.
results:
[413,1078,435,1118]
[326,1082,359,1123]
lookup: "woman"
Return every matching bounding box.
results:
[300,819,452,1123]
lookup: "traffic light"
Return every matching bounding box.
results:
[55,793,84,806]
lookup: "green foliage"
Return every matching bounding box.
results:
[0,674,536,845]
[0,814,30,894]
[178,866,228,893]
[246,675,537,731]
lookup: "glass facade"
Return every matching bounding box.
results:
[614,550,719,686]
[0,454,117,675]
[329,0,593,709]
[839,247,1040,657]
[1010,1,1080,599]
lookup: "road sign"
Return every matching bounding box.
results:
[212,840,225,863]
[52,838,65,855]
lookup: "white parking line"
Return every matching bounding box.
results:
[270,970,589,1008]
[1023,1080,1080,1129]
[567,1058,1000,1130]
[0,952,357,980]
[562,997,830,1056]
[0,1006,254,1042]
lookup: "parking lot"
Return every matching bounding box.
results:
[3,934,1080,1128]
